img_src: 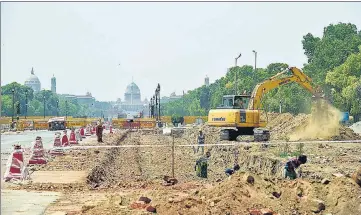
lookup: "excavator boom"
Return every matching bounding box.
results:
[248,67,320,110]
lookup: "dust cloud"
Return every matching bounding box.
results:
[289,99,342,141]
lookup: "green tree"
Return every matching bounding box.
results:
[302,22,361,87]
[326,46,361,120]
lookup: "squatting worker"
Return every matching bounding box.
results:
[225,164,241,176]
[194,129,205,154]
[195,151,211,178]
[284,155,307,180]
[96,121,104,143]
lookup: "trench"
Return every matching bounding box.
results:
[210,145,284,179]
[237,154,284,178]
[86,130,130,188]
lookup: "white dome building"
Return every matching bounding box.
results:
[115,81,148,113]
[24,67,41,92]
[124,82,141,103]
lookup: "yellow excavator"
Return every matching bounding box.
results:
[207,67,324,141]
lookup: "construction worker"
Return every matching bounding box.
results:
[195,151,211,178]
[225,164,241,176]
[194,129,205,154]
[96,121,104,143]
[284,155,307,180]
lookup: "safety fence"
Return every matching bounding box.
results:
[112,119,156,129]
[5,119,101,131]
[0,116,209,131]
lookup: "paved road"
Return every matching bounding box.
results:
[1,189,61,215]
[1,130,58,167]
[1,130,56,152]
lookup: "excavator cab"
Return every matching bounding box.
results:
[219,95,251,109]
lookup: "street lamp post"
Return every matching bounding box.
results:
[234,53,242,95]
[252,50,257,72]
[149,98,153,118]
[25,89,28,119]
[56,100,59,117]
[43,95,46,119]
[182,90,185,116]
[65,100,68,119]
[11,89,15,122]
[157,84,161,120]
[152,97,155,118]
[154,92,158,121]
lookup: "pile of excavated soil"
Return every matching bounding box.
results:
[266,112,309,140]
[155,172,361,215]
[266,109,360,141]
[82,171,361,215]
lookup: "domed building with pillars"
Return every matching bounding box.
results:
[24,67,41,92]
[115,82,149,114]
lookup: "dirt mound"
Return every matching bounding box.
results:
[266,113,309,140]
[156,172,361,215]
[266,102,360,141]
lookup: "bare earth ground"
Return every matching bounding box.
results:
[2,113,361,215]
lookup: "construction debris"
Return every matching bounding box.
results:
[3,122,361,215]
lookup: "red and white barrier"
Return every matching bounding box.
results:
[49,133,64,156]
[85,126,91,136]
[62,130,69,147]
[80,127,86,138]
[91,126,96,135]
[3,145,29,181]
[69,130,78,145]
[28,137,47,165]
[110,125,113,134]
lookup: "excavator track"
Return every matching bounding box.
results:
[220,128,270,142]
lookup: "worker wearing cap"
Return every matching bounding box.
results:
[194,129,205,154]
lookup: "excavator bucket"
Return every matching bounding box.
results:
[311,86,326,101]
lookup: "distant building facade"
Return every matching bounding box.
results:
[61,92,95,105]
[51,75,56,93]
[160,92,182,104]
[24,67,41,92]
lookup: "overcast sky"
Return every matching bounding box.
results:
[1,2,361,101]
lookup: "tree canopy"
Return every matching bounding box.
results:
[1,82,109,118]
[164,22,361,120]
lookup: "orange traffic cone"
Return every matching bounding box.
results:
[3,145,27,181]
[29,137,47,165]
[62,130,69,147]
[69,129,77,144]
[49,133,64,156]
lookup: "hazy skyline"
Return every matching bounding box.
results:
[1,2,361,101]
